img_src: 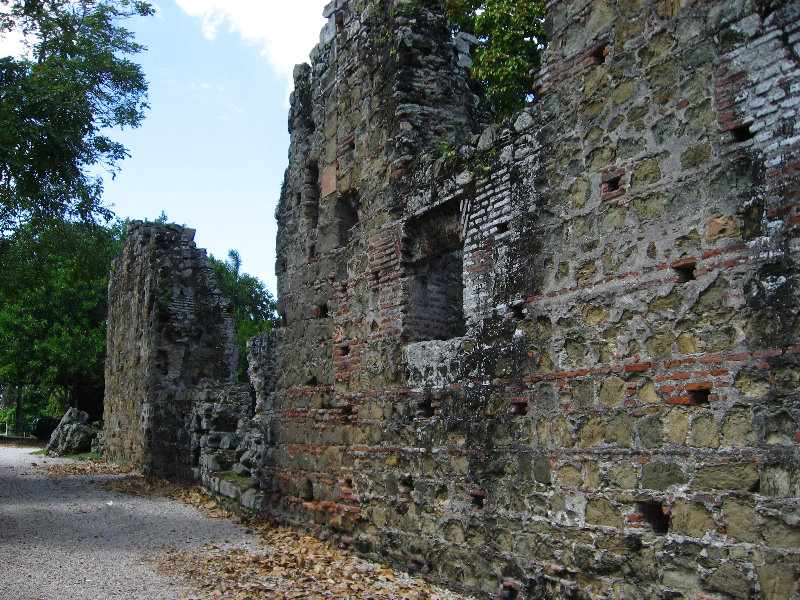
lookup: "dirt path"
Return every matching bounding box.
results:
[0,443,475,600]
[0,443,262,600]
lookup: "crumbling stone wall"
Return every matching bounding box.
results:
[263,0,800,598]
[104,222,249,480]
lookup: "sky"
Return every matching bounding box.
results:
[3,0,329,295]
[105,0,329,294]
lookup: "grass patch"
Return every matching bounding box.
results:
[218,470,251,484]
[60,451,103,461]
[30,448,47,455]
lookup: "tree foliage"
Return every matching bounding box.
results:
[211,250,278,381]
[445,0,547,119]
[0,0,153,236]
[0,220,125,420]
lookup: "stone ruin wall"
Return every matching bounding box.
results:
[104,0,800,598]
[267,0,800,598]
[104,222,251,482]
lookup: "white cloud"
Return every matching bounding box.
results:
[0,30,28,58]
[217,104,245,120]
[0,5,33,59]
[173,0,327,79]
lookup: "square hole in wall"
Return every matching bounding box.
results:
[731,123,754,142]
[671,258,696,283]
[636,501,669,534]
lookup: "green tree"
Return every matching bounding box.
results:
[0,0,153,236]
[0,220,125,421]
[211,250,278,381]
[445,0,547,119]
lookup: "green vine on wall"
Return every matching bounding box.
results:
[445,0,547,120]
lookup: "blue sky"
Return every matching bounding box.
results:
[98,0,328,295]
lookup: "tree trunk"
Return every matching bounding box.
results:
[15,388,23,436]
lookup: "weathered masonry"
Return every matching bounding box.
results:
[105,0,800,598]
[104,222,252,484]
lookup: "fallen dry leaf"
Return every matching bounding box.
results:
[34,460,138,477]
[37,460,476,600]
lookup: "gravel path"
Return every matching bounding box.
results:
[0,442,261,600]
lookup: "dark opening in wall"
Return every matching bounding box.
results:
[399,475,414,496]
[590,44,608,65]
[496,221,510,234]
[470,491,486,510]
[300,476,315,501]
[314,303,328,318]
[731,123,755,142]
[337,402,354,420]
[397,475,414,512]
[302,160,320,230]
[604,174,621,192]
[508,302,525,320]
[688,388,711,404]
[500,583,520,600]
[335,193,360,247]
[672,258,696,283]
[507,400,528,415]
[339,344,350,356]
[416,395,439,418]
[307,243,316,260]
[403,200,465,341]
[636,501,669,534]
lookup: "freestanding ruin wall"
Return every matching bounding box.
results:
[264,0,800,597]
[104,222,245,479]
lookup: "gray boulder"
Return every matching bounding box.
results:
[46,408,95,456]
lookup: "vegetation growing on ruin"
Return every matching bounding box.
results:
[445,0,547,119]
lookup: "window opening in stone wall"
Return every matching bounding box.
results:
[636,501,669,534]
[403,200,466,341]
[335,193,359,247]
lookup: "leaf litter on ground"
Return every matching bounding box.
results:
[34,458,476,600]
